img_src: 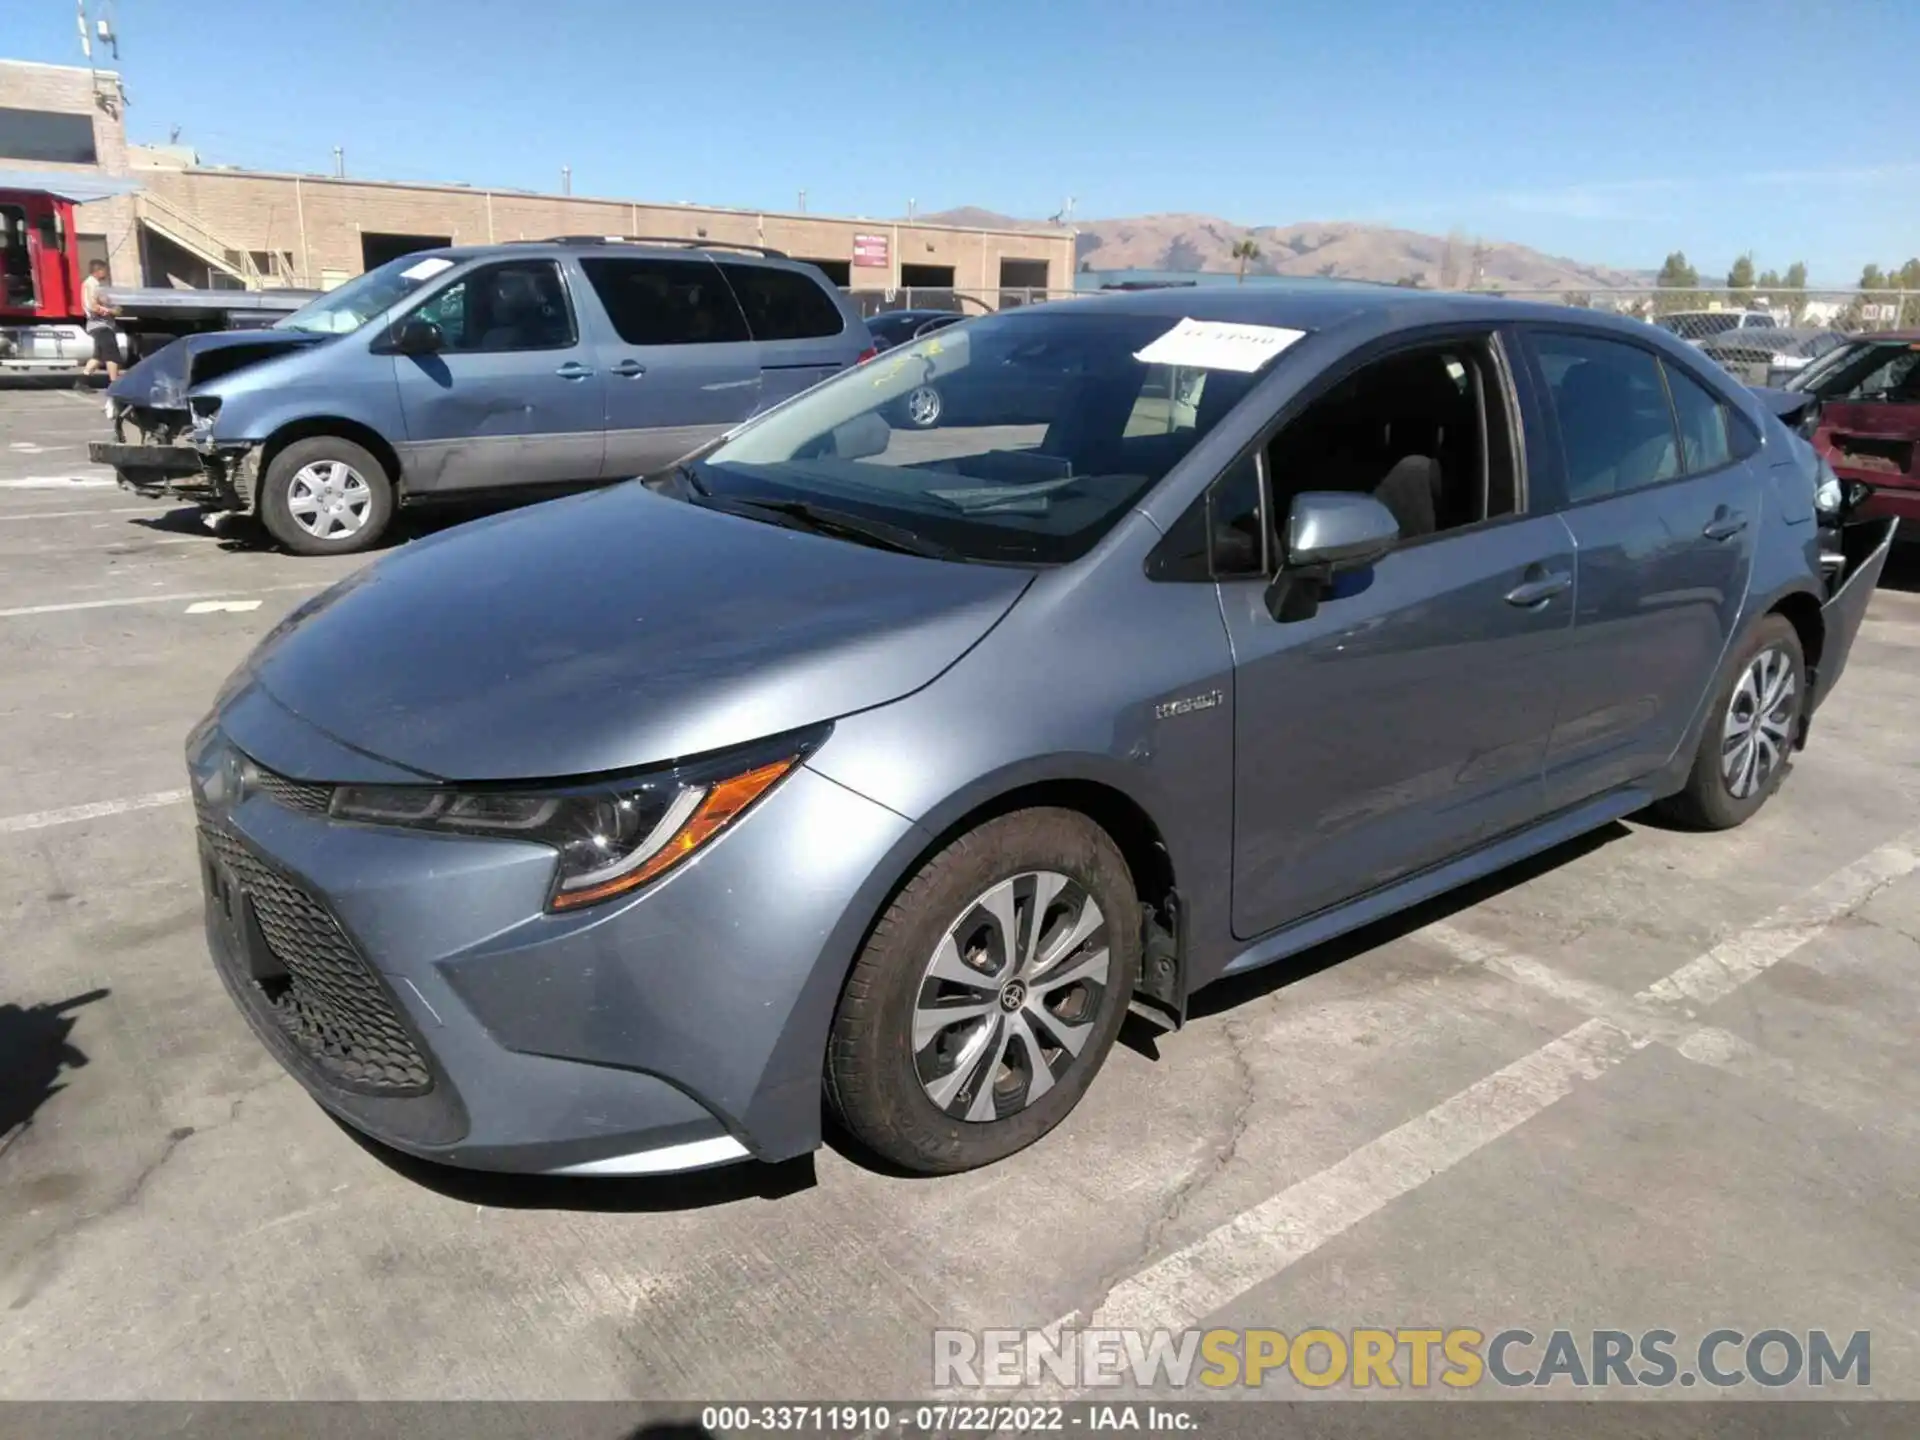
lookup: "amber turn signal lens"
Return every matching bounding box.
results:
[549,755,799,910]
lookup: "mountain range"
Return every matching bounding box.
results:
[919,209,1648,291]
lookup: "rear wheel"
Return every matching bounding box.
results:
[1655,614,1805,830]
[259,437,394,556]
[899,384,943,429]
[825,809,1138,1174]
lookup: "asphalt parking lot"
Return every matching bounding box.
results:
[2,381,1918,1406]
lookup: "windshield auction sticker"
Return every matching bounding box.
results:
[1134,318,1307,373]
[400,256,455,281]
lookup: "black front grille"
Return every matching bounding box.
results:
[201,821,432,1094]
[249,766,333,816]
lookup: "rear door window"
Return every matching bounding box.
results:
[578,257,750,345]
[717,263,846,341]
[1531,332,1680,502]
[1663,362,1733,473]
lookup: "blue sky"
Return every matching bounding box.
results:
[15,0,1918,282]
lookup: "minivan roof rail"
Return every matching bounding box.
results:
[515,235,789,258]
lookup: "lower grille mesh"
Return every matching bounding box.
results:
[201,821,431,1094]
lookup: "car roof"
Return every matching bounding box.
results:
[987,279,1673,342]
[417,239,812,269]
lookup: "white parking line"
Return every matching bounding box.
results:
[0,789,191,835]
[0,582,317,619]
[184,599,262,613]
[0,475,115,489]
[0,506,163,522]
[1047,826,1920,1341]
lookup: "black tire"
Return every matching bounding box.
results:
[825,808,1139,1174]
[258,436,394,556]
[1655,614,1806,831]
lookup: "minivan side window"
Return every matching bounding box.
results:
[579,257,750,346]
[412,260,576,352]
[1663,362,1732,474]
[717,263,846,341]
[1533,333,1679,502]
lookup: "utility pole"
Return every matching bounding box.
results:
[331,145,344,179]
[561,165,571,196]
[797,189,806,214]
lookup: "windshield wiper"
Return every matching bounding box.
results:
[710,494,959,561]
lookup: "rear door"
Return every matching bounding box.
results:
[389,257,605,494]
[716,260,861,408]
[573,254,762,479]
[1521,329,1763,808]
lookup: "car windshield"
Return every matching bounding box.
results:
[275,253,456,335]
[693,306,1269,564]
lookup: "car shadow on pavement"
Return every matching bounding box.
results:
[332,1116,820,1212]
[1186,822,1629,1022]
[0,989,110,1157]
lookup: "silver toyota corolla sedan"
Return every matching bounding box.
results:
[188,284,1893,1177]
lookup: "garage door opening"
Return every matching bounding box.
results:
[999,258,1051,306]
[361,232,453,271]
[797,257,851,286]
[900,263,955,308]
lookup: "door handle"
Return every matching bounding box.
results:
[609,359,645,379]
[1504,571,1572,607]
[554,362,594,380]
[1703,512,1748,541]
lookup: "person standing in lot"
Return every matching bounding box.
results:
[79,259,123,398]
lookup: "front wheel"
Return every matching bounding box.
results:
[259,437,394,556]
[1655,614,1805,830]
[825,809,1139,1174]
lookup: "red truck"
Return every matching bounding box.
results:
[0,172,309,371]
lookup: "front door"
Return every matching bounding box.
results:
[1224,334,1573,939]
[1225,518,1574,936]
[391,258,605,494]
[573,254,763,478]
[1523,330,1762,809]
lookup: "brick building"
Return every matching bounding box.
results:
[1,57,1072,304]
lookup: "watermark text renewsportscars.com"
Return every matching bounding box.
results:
[933,1326,1871,1391]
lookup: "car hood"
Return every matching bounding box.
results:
[239,484,1033,782]
[109,328,327,410]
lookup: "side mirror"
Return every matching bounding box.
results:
[388,317,444,356]
[1264,491,1399,623]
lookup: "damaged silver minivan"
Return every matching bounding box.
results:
[94,237,868,553]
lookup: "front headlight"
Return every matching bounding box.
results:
[328,730,821,910]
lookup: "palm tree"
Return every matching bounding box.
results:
[1231,237,1262,284]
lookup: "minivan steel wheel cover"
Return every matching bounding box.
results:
[1723,647,1797,799]
[912,871,1109,1122]
[287,461,372,540]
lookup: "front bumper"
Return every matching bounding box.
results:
[188,701,917,1174]
[90,433,260,511]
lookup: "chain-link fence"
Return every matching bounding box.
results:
[1485,287,1919,334]
[842,282,1915,389]
[844,287,1084,317]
